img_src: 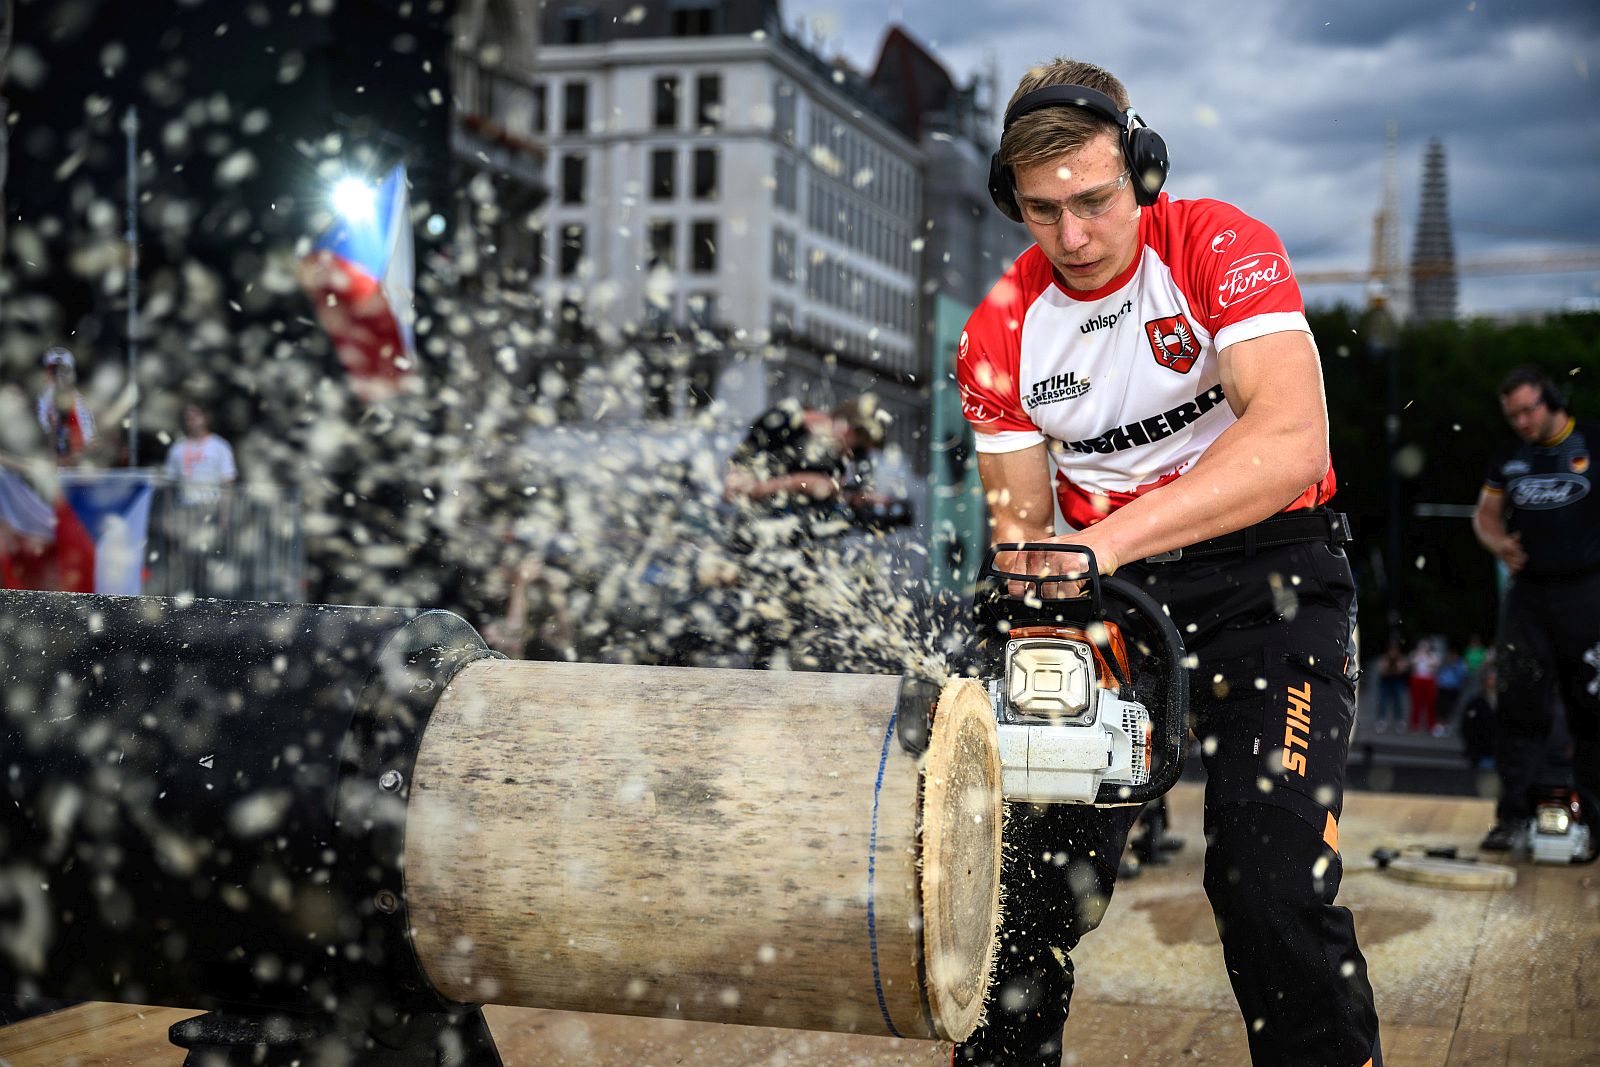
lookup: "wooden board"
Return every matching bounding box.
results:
[7,785,1599,1066]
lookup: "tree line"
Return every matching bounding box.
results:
[1310,306,1600,648]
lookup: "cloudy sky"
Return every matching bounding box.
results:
[783,0,1599,318]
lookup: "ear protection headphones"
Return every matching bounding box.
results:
[987,83,1169,223]
[1544,378,1568,411]
[1501,366,1567,411]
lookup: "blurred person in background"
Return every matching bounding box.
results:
[1435,643,1467,738]
[35,347,97,466]
[1408,636,1440,735]
[163,400,237,505]
[157,399,238,596]
[1473,365,1599,856]
[1462,632,1489,695]
[1375,634,1409,733]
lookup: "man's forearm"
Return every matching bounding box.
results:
[1074,406,1326,570]
[988,503,1053,546]
[976,447,1056,546]
[1472,496,1508,554]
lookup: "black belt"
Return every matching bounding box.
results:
[1142,509,1352,563]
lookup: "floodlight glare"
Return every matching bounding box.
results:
[331,176,377,223]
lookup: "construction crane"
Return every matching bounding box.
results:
[1294,121,1600,300]
[1297,248,1600,286]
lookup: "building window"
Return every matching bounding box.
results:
[644,297,673,334]
[671,3,718,36]
[773,81,796,145]
[531,83,548,132]
[691,220,716,273]
[650,148,676,200]
[774,154,796,212]
[648,220,676,269]
[686,356,717,410]
[557,7,598,44]
[653,76,679,130]
[695,73,722,129]
[560,153,586,204]
[771,227,794,282]
[529,225,545,277]
[692,148,718,200]
[563,81,588,134]
[687,291,717,328]
[468,67,493,119]
[560,224,585,277]
[557,297,588,343]
[771,301,794,335]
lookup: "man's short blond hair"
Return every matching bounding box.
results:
[999,58,1130,172]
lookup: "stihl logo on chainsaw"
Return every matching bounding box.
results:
[1145,313,1200,373]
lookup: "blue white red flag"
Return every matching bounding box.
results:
[61,471,155,595]
[0,469,154,595]
[298,164,416,401]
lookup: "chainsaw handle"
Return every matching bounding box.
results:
[978,542,1103,619]
[1093,574,1189,806]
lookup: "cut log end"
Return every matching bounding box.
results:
[919,678,1003,1042]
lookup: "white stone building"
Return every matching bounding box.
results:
[529,8,924,396]
[452,0,1025,556]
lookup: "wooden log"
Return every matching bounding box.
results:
[405,663,1000,1042]
[1383,856,1517,890]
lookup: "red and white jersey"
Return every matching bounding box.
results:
[957,194,1335,529]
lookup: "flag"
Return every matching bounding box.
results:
[0,467,63,590]
[298,164,416,402]
[61,471,155,595]
[0,469,154,595]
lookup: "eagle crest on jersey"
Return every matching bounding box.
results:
[1144,313,1199,373]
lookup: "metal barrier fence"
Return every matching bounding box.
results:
[143,478,304,603]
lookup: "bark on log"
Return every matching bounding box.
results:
[406,662,1000,1042]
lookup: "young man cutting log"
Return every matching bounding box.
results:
[953,57,1382,1067]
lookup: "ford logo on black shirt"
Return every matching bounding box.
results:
[1510,473,1590,510]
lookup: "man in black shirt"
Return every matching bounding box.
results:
[1473,366,1600,855]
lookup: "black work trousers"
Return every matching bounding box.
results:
[954,541,1382,1067]
[1492,569,1600,825]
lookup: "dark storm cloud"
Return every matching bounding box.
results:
[1268,0,1600,49]
[783,0,1600,314]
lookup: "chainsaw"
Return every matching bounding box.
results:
[1527,784,1595,865]
[969,543,1189,806]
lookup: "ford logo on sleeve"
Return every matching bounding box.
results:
[1510,473,1589,510]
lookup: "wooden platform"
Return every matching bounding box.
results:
[3,784,1596,1067]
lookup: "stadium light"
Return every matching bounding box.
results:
[331,176,378,224]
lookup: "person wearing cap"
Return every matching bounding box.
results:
[954,57,1379,1066]
[35,347,97,465]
